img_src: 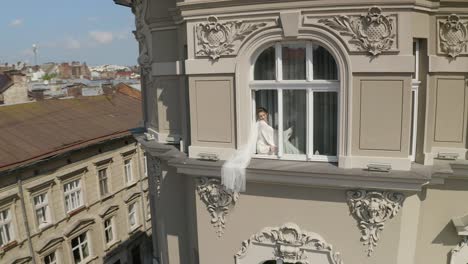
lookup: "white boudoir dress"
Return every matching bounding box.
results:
[256,120,276,154]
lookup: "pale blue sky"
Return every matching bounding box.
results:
[1,1,137,66]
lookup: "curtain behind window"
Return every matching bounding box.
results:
[314,92,337,156]
[254,46,276,80]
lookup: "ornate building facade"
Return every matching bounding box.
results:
[115,0,468,263]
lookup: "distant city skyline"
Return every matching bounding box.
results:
[1,1,138,66]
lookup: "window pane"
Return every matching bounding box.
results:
[282,44,306,80]
[313,45,338,80]
[283,90,306,154]
[255,90,278,155]
[313,92,338,156]
[254,46,275,80]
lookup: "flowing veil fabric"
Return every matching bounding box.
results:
[221,122,259,192]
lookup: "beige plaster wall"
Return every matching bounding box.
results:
[193,182,403,264]
[415,180,468,264]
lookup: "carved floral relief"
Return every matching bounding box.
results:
[147,156,162,197]
[346,190,405,256]
[196,177,239,237]
[318,6,397,56]
[132,0,154,91]
[195,16,267,60]
[439,14,468,58]
[235,223,343,264]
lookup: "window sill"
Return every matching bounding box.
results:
[104,239,121,252]
[172,157,431,191]
[99,193,115,203]
[83,255,99,264]
[125,181,138,189]
[67,206,86,218]
[37,223,54,234]
[1,240,18,252]
[128,224,142,235]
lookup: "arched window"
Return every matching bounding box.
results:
[252,42,339,162]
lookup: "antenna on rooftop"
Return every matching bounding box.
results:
[32,44,38,65]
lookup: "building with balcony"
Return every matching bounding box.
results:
[115,0,468,263]
[0,89,152,264]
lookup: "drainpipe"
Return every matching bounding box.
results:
[17,176,37,264]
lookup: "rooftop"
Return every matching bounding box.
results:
[0,89,142,171]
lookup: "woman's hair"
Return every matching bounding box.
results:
[256,107,268,115]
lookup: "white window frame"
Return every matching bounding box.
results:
[143,153,148,177]
[123,158,134,185]
[103,217,117,246]
[0,207,14,247]
[63,179,84,213]
[410,39,421,162]
[33,192,52,229]
[44,251,58,264]
[97,167,110,198]
[251,41,340,162]
[128,202,139,231]
[70,231,91,264]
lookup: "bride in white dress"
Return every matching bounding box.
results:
[256,107,300,155]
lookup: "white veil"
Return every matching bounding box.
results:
[221,122,259,192]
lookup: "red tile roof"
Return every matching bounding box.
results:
[0,91,142,171]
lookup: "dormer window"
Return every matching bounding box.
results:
[251,42,339,162]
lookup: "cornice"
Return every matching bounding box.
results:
[176,0,442,19]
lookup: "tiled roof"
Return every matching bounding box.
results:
[0,91,142,171]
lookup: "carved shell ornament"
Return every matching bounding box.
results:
[196,177,239,237]
[346,190,405,256]
[235,223,343,264]
[439,14,468,58]
[319,6,396,56]
[196,16,267,60]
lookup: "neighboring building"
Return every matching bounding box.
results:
[116,1,468,264]
[58,62,91,79]
[0,70,29,105]
[0,90,152,263]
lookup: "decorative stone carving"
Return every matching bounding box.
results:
[346,190,405,256]
[450,237,468,264]
[235,223,343,264]
[196,177,239,237]
[318,6,396,56]
[439,14,468,58]
[132,0,154,91]
[147,156,162,197]
[195,16,267,60]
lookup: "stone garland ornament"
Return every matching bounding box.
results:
[147,156,162,197]
[196,16,267,60]
[318,6,396,56]
[346,190,405,257]
[450,236,468,264]
[196,177,239,237]
[235,223,343,264]
[439,14,468,58]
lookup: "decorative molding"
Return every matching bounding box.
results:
[451,236,468,264]
[195,16,267,60]
[235,223,343,264]
[438,14,468,58]
[346,190,405,256]
[196,177,239,237]
[318,6,396,56]
[147,156,162,197]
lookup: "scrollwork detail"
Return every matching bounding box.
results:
[346,190,405,256]
[195,16,267,60]
[318,6,396,56]
[196,177,239,237]
[439,14,468,58]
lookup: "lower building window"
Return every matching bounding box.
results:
[128,203,138,229]
[0,208,14,247]
[44,251,57,264]
[124,159,134,184]
[34,193,51,228]
[71,232,89,264]
[64,179,83,213]
[98,168,110,197]
[104,217,115,244]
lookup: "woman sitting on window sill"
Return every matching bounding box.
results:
[256,107,300,155]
